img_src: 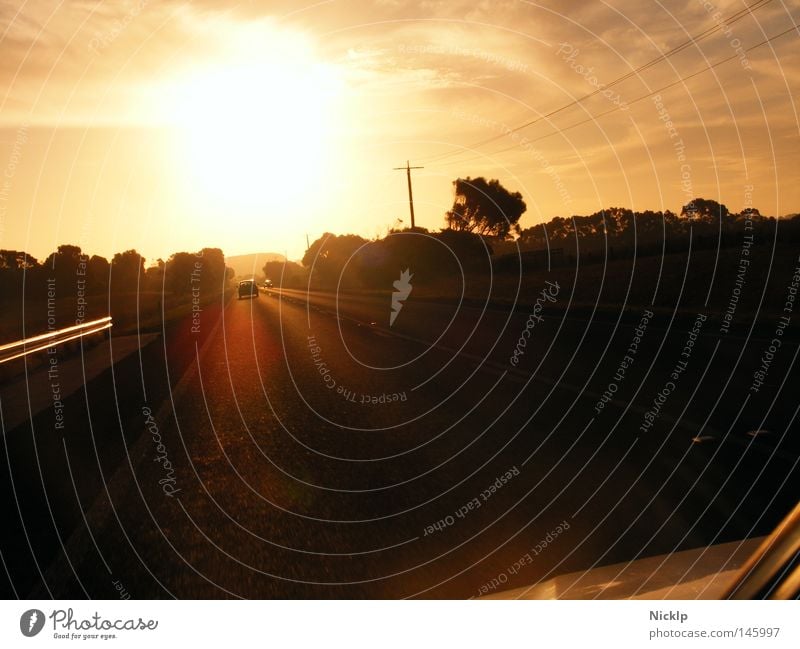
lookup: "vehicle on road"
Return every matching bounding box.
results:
[263,279,273,289]
[238,279,259,299]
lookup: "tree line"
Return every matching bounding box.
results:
[6,178,797,299]
[284,177,800,288]
[518,198,799,255]
[0,244,233,304]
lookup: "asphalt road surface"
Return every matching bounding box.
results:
[1,286,797,598]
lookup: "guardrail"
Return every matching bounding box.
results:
[0,316,112,365]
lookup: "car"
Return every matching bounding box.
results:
[238,279,259,299]
[263,279,273,289]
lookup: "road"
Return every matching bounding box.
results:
[2,286,797,598]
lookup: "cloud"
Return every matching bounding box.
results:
[0,0,796,238]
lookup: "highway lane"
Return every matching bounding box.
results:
[23,287,800,598]
[273,286,799,449]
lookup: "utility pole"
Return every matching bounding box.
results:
[393,160,423,229]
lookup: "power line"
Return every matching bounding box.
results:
[418,0,774,165]
[428,23,798,169]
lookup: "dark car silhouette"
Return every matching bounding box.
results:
[238,279,259,299]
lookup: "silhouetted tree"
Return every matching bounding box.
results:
[161,248,227,296]
[0,250,38,270]
[43,244,83,277]
[0,249,39,303]
[37,244,85,303]
[144,258,165,290]
[302,233,368,287]
[263,260,307,288]
[86,255,110,292]
[195,248,227,292]
[445,177,526,238]
[739,207,762,219]
[681,198,729,221]
[165,252,199,295]
[434,229,491,261]
[110,249,145,290]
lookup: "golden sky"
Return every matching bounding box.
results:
[0,0,798,263]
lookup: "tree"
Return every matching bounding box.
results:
[86,255,110,292]
[681,198,729,221]
[40,244,85,301]
[302,233,368,287]
[111,249,145,289]
[43,244,83,278]
[0,250,39,303]
[195,247,226,292]
[518,224,548,248]
[163,249,227,296]
[445,177,526,238]
[263,260,307,288]
[0,249,38,270]
[165,252,198,295]
[738,207,762,221]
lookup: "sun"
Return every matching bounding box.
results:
[168,36,342,216]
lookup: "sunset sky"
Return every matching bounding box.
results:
[0,0,798,264]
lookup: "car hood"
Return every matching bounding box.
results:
[480,536,763,599]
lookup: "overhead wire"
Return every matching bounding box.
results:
[426,23,798,169]
[417,0,776,165]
